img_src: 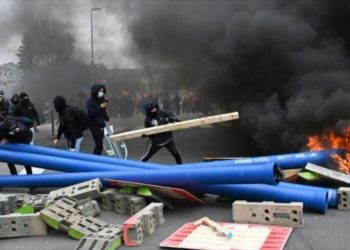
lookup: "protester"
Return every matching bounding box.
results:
[86,83,110,155]
[0,118,33,175]
[9,93,20,115]
[53,96,86,152]
[14,92,40,144]
[140,101,183,164]
[0,90,9,118]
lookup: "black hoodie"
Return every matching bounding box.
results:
[86,83,109,128]
[144,103,179,146]
[54,96,84,148]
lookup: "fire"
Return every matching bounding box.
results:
[307,127,350,174]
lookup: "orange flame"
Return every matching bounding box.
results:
[306,127,350,174]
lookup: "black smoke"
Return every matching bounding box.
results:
[121,0,350,154]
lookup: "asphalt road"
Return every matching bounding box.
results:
[0,115,349,250]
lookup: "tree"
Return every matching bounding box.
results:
[17,32,35,70]
[17,19,75,70]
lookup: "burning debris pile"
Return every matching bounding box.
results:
[307,126,350,174]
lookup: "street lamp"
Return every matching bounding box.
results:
[91,7,101,83]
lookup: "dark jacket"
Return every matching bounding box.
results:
[86,83,109,128]
[0,120,33,144]
[0,98,9,117]
[14,98,40,125]
[145,110,179,146]
[56,107,85,148]
[54,96,84,148]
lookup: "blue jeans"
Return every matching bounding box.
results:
[66,137,83,152]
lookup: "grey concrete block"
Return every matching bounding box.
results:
[0,213,47,238]
[232,200,304,227]
[123,202,164,246]
[78,200,101,217]
[49,179,102,201]
[99,189,119,210]
[338,187,350,210]
[114,193,128,214]
[68,216,109,240]
[75,225,123,250]
[127,196,146,215]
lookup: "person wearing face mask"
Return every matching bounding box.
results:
[140,101,183,164]
[15,92,40,145]
[86,83,110,155]
[0,90,9,118]
[53,96,85,152]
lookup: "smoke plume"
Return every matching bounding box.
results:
[120,0,350,153]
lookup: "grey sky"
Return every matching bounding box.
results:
[0,0,136,68]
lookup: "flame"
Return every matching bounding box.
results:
[306,127,350,174]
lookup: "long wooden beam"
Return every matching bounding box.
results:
[109,112,239,141]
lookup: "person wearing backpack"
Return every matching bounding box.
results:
[53,96,86,152]
[0,117,33,175]
[86,83,110,155]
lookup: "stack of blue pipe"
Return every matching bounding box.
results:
[0,143,342,213]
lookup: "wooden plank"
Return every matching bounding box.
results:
[109,112,239,141]
[305,163,350,185]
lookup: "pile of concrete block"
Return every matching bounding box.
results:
[0,178,166,249]
[16,194,51,213]
[123,202,165,246]
[40,196,115,240]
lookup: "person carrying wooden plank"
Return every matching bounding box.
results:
[140,101,183,164]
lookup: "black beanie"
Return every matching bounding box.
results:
[19,92,28,99]
[53,96,67,113]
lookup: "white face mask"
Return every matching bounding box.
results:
[97,91,104,98]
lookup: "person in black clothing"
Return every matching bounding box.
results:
[53,96,85,152]
[9,93,20,115]
[140,101,183,164]
[86,83,109,155]
[0,90,9,118]
[0,118,33,175]
[14,92,40,144]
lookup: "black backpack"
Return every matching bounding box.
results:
[69,107,89,131]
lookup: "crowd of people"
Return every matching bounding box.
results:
[67,90,217,118]
[0,83,187,175]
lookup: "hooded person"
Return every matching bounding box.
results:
[53,96,85,152]
[9,93,20,115]
[15,92,40,144]
[0,90,9,118]
[0,117,33,175]
[86,83,110,155]
[140,101,183,164]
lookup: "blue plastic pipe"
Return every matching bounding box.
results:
[186,183,329,213]
[0,149,145,173]
[0,143,342,170]
[0,143,163,170]
[0,162,280,187]
[189,149,343,169]
[278,182,338,208]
